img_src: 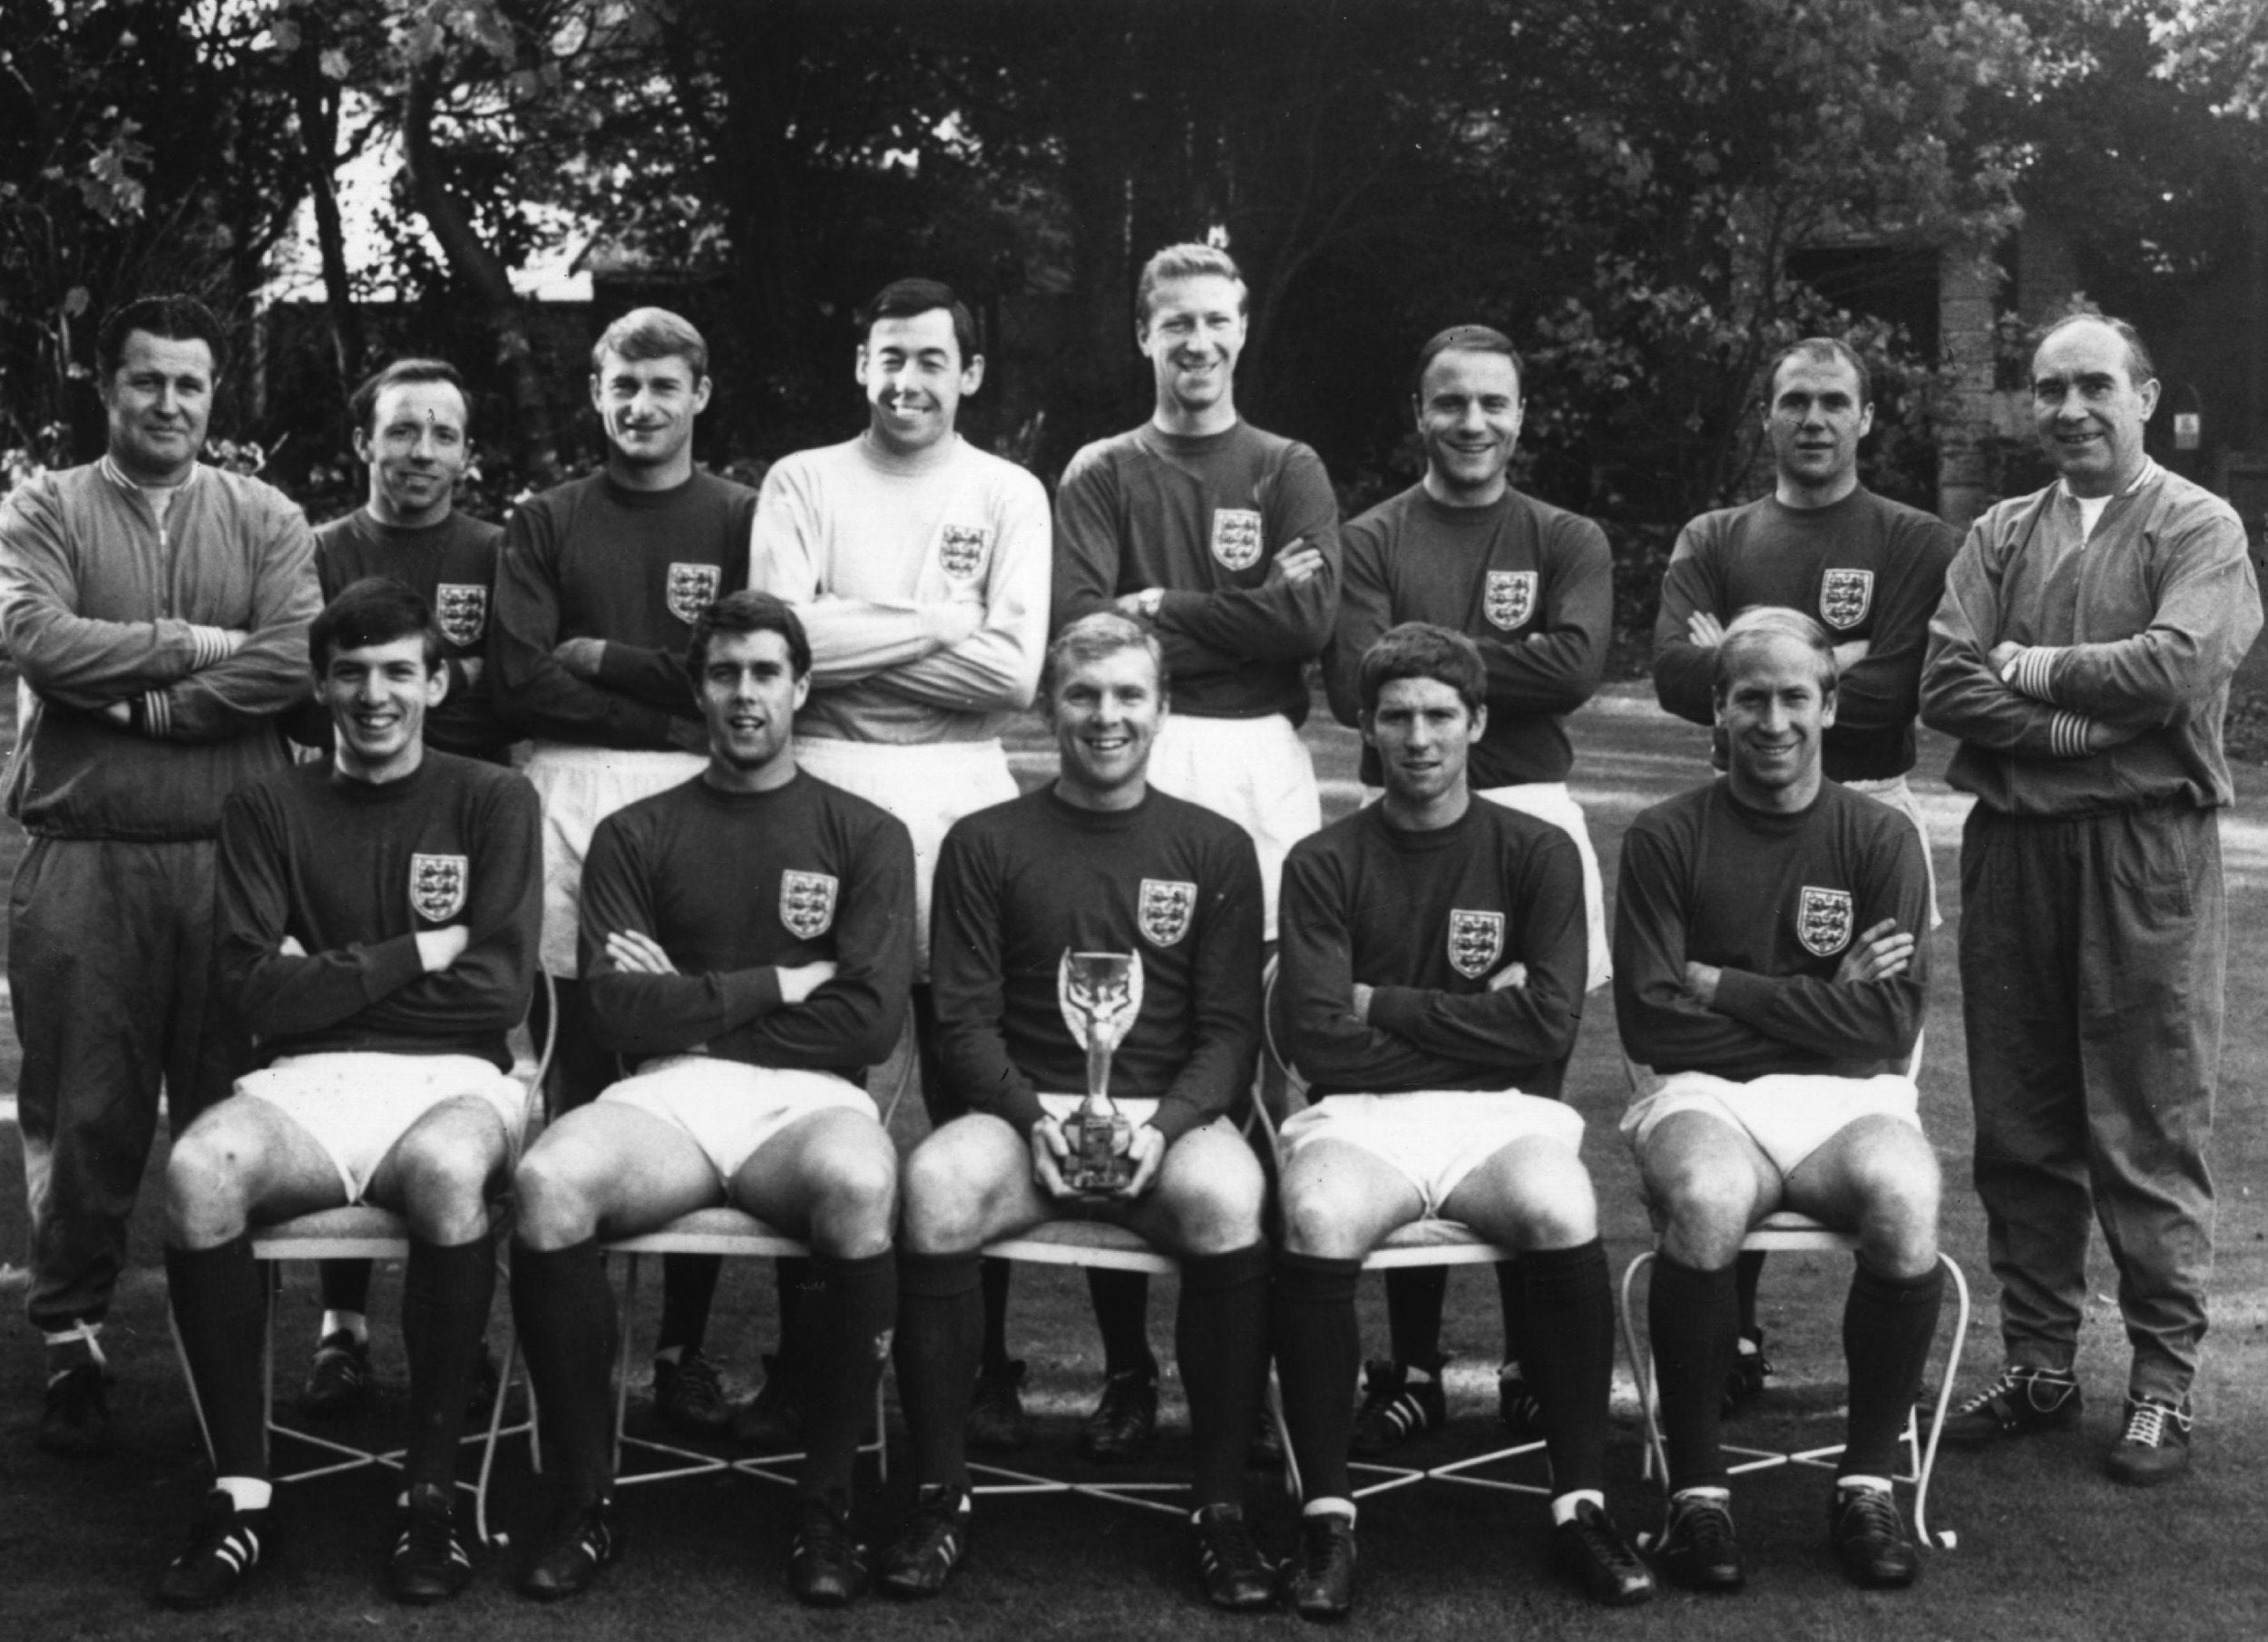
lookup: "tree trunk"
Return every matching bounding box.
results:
[292,21,363,396]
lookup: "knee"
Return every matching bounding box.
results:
[1853,1151,1941,1272]
[1279,1178,1363,1261]
[164,1127,249,1241]
[1647,1159,1752,1267]
[511,1143,597,1248]
[899,1137,993,1254]
[392,1127,495,1217]
[1509,1158,1597,1251]
[1162,1164,1263,1257]
[806,1140,899,1252]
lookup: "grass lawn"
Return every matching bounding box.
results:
[4,683,2268,1639]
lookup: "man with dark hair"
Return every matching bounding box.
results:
[879,611,1276,1612]
[1326,323,1615,1460]
[492,306,758,1438]
[1048,239,1339,1462]
[1650,335,1957,1412]
[506,590,914,1607]
[0,291,319,1455]
[298,357,515,1415]
[153,577,540,1608]
[1923,312,2260,1484]
[747,275,1049,1447]
[1273,621,1649,1620]
[1618,607,1941,1592]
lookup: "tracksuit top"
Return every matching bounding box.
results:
[0,459,318,840]
[1654,488,1957,782]
[1613,779,1929,1080]
[492,468,756,748]
[1051,422,1341,725]
[579,769,914,1082]
[1275,797,1587,1100]
[216,752,542,1070]
[929,785,1265,1142]
[1921,464,2260,816]
[748,434,1051,744]
[313,508,513,759]
[1331,484,1611,787]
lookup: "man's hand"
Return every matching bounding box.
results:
[415,924,471,972]
[1834,919,1913,985]
[1266,539,1325,587]
[1686,611,1726,649]
[1111,1124,1168,1200]
[1112,587,1166,621]
[777,960,838,1004]
[1030,1119,1080,1200]
[1487,961,1529,993]
[604,929,680,976]
[1832,639,1872,672]
[1350,982,1374,1023]
[1988,640,2023,679]
[553,637,607,679]
[279,934,308,958]
[100,701,132,728]
[1681,960,1722,1007]
[926,600,983,650]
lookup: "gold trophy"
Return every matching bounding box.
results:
[1057,950,1143,1192]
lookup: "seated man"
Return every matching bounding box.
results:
[505,591,914,1607]
[158,578,541,1609]
[1271,623,1652,1621]
[883,611,1275,1611]
[1615,606,1941,1592]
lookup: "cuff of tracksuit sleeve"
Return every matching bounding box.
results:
[2015,645,2060,701]
[2050,710,2095,757]
[131,690,171,738]
[187,624,231,668]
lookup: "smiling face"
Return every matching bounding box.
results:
[1365,674,1484,813]
[698,626,808,780]
[1765,350,1872,500]
[1139,273,1246,431]
[591,347,710,474]
[357,378,470,527]
[857,308,982,459]
[1716,630,1835,810]
[320,632,445,784]
[102,330,215,485]
[1416,347,1523,505]
[2031,319,2159,498]
[1051,642,1165,808]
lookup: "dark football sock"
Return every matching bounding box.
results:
[1088,1267,1156,1378]
[1272,1250,1364,1505]
[318,1257,374,1317]
[795,1250,895,1510]
[402,1233,497,1493]
[978,1256,1013,1377]
[1178,1243,1271,1508]
[1649,1252,1737,1492]
[894,1250,982,1492]
[1841,1258,1945,1480]
[774,1256,811,1380]
[166,1237,269,1480]
[1735,1247,1766,1334]
[511,1237,618,1503]
[1520,1240,1614,1496]
[1383,1264,1447,1371]
[1496,1257,1528,1367]
[655,1254,721,1358]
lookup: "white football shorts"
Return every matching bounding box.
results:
[1619,1069,1921,1178]
[1279,1089,1584,1218]
[600,1054,878,1187]
[234,1051,529,1203]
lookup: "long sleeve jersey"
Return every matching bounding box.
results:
[578,769,914,1081]
[1275,797,1586,1099]
[929,786,1264,1141]
[1328,484,1610,787]
[1920,463,2260,816]
[1613,778,1929,1080]
[491,468,756,748]
[748,435,1049,743]
[309,507,513,759]
[1653,488,1956,782]
[1051,422,1340,724]
[217,752,541,1070]
[0,458,318,840]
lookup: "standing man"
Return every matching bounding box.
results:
[1618,608,1941,1591]
[880,613,1276,1611]
[492,308,757,1439]
[1272,623,1651,1620]
[1652,337,1956,1410]
[156,579,540,1609]
[299,357,515,1417]
[1922,313,2259,1484]
[1051,240,1339,1457]
[0,293,318,1456]
[1326,324,1614,1454]
[507,591,914,1606]
[747,277,1049,1446]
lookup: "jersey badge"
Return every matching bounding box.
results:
[1138,878,1198,947]
[780,870,839,940]
[1798,886,1854,956]
[410,854,468,923]
[1484,570,1538,630]
[435,583,488,647]
[1819,568,1873,630]
[666,562,723,625]
[1447,909,1505,979]
[1210,507,1265,572]
[938,523,992,582]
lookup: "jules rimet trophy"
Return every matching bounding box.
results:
[1056,950,1144,1192]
